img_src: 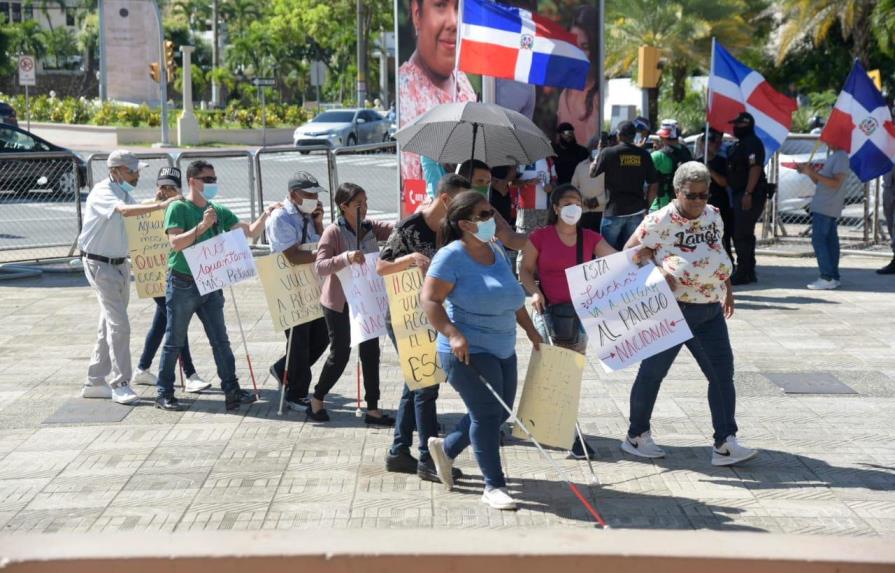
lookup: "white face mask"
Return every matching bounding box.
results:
[634,134,644,146]
[559,204,582,225]
[296,197,318,215]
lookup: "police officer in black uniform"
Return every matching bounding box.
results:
[726,112,767,285]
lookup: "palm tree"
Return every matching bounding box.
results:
[777,0,877,66]
[872,0,895,54]
[220,0,260,36]
[171,0,211,30]
[8,20,48,60]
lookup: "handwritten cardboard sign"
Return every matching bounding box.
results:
[512,345,585,449]
[385,268,444,390]
[335,252,389,346]
[123,209,169,299]
[183,229,257,296]
[565,250,692,372]
[256,253,323,331]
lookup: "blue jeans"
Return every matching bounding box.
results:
[600,212,645,251]
[628,302,737,446]
[138,296,195,377]
[157,274,239,398]
[811,213,840,281]
[440,352,517,489]
[386,322,440,461]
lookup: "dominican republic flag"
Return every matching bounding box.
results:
[458,0,590,90]
[707,41,797,162]
[820,60,895,182]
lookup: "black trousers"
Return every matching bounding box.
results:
[732,188,767,276]
[272,316,329,402]
[709,191,735,264]
[314,305,381,410]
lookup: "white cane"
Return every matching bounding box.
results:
[277,326,295,416]
[228,284,260,400]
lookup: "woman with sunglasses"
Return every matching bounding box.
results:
[421,191,542,510]
[622,162,757,467]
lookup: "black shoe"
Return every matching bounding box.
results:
[306,404,330,422]
[269,364,283,384]
[385,449,418,474]
[877,259,895,275]
[365,413,396,427]
[417,457,463,482]
[570,436,596,460]
[155,395,181,411]
[730,271,756,285]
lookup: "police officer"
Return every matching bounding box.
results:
[726,112,767,285]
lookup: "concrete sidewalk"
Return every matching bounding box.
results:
[0,254,893,535]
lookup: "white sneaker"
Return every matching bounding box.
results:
[427,437,454,491]
[81,381,112,399]
[132,368,158,386]
[620,431,666,459]
[184,373,212,393]
[481,487,517,510]
[111,382,140,405]
[712,435,758,466]
[806,278,839,290]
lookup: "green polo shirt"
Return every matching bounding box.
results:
[164,200,239,275]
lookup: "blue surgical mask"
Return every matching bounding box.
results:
[202,183,219,200]
[118,180,135,194]
[473,218,497,243]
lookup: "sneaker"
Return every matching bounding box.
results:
[269,364,283,384]
[620,431,666,459]
[417,457,463,483]
[224,389,257,411]
[133,369,157,386]
[155,395,181,411]
[876,259,895,275]
[385,449,418,474]
[111,382,140,405]
[81,381,112,399]
[570,435,596,460]
[806,278,839,290]
[712,435,758,466]
[427,437,454,491]
[184,374,212,393]
[284,398,310,411]
[481,487,517,510]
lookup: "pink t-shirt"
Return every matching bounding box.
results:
[530,226,603,305]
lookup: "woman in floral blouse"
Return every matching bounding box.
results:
[621,161,758,468]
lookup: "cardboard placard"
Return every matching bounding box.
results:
[385,268,444,390]
[123,209,169,299]
[183,229,257,295]
[256,252,324,331]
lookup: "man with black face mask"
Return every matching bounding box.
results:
[726,112,768,285]
[553,122,589,185]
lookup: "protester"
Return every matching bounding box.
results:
[155,160,279,411]
[399,0,476,182]
[878,168,895,274]
[489,165,518,229]
[633,117,652,149]
[571,136,607,232]
[590,120,659,250]
[623,162,757,467]
[422,191,542,510]
[697,129,734,262]
[650,124,693,211]
[799,146,850,290]
[726,112,768,285]
[515,157,557,240]
[556,5,600,147]
[313,183,395,425]
[266,171,329,410]
[458,159,492,196]
[77,151,177,404]
[553,122,589,185]
[133,167,211,394]
[378,174,469,482]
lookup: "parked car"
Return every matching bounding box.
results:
[0,102,17,127]
[775,151,865,217]
[292,108,391,152]
[0,124,87,197]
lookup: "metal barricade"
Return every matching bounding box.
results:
[0,151,87,263]
[255,146,332,231]
[176,150,257,230]
[85,152,175,204]
[331,142,398,225]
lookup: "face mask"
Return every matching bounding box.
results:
[733,125,751,138]
[634,134,644,146]
[117,180,135,194]
[473,185,490,197]
[472,218,497,243]
[560,204,582,225]
[297,198,318,215]
[591,149,599,160]
[202,183,219,200]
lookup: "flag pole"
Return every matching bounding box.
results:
[703,37,715,166]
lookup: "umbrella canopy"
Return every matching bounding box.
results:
[394,101,554,167]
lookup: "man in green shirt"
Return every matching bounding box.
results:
[155,159,279,411]
[650,125,693,211]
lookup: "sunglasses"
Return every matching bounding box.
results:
[193,176,217,184]
[682,192,709,201]
[469,208,495,222]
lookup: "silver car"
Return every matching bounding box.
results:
[293,108,391,152]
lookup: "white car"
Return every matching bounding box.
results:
[292,108,391,152]
[775,152,866,218]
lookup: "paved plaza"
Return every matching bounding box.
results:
[0,254,893,536]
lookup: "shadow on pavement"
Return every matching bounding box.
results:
[733,265,895,294]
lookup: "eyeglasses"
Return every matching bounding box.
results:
[682,192,709,201]
[194,176,217,184]
[470,208,495,222]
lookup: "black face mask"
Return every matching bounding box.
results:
[733,125,753,138]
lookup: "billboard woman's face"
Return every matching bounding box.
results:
[412,0,459,79]
[571,26,589,52]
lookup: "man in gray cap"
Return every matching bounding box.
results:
[266,171,328,410]
[77,150,181,404]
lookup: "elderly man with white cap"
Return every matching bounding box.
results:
[77,150,181,404]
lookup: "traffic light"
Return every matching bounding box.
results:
[637,45,660,89]
[149,62,160,83]
[868,69,882,92]
[164,41,175,79]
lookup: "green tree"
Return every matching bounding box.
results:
[43,26,78,69]
[777,0,878,67]
[171,0,211,30]
[7,20,47,60]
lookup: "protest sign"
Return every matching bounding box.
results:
[183,229,257,296]
[256,253,323,331]
[566,250,692,372]
[385,268,443,390]
[512,345,585,449]
[123,209,168,299]
[335,252,389,346]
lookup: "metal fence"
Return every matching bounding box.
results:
[331,142,398,225]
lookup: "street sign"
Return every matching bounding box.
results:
[310,61,327,87]
[18,55,36,87]
[252,77,276,87]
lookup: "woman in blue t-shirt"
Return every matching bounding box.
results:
[421,191,542,511]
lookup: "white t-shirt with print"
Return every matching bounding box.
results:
[634,203,733,303]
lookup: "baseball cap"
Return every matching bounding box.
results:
[557,122,574,134]
[729,111,755,125]
[657,125,679,139]
[156,166,181,187]
[107,150,148,171]
[616,120,636,138]
[633,116,651,132]
[288,171,327,194]
[707,127,723,141]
